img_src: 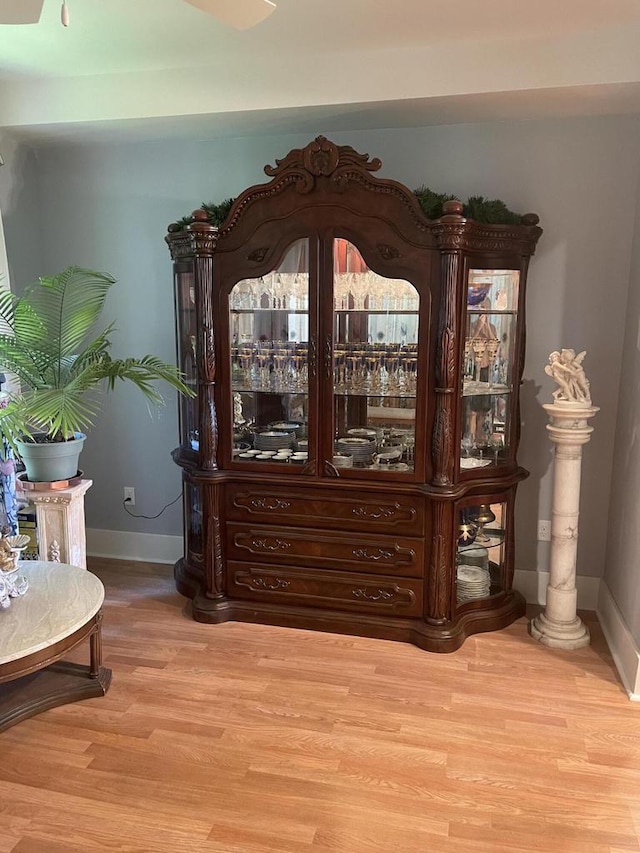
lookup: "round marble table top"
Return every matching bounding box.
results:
[0,561,104,666]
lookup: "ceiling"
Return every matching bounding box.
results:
[1,0,640,141]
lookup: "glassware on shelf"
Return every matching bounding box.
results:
[461,433,474,458]
[489,434,504,465]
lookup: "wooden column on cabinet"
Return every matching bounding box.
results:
[427,500,454,625]
[188,213,219,473]
[431,200,464,487]
[204,484,225,599]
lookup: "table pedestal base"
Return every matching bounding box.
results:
[0,661,112,732]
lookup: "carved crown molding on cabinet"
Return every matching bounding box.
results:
[166,210,219,260]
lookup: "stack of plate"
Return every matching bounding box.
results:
[269,421,304,436]
[254,430,295,452]
[456,564,491,602]
[347,427,378,441]
[335,436,375,465]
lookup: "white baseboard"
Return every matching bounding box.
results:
[596,581,640,701]
[514,569,600,611]
[86,528,183,565]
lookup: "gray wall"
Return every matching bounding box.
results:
[604,164,640,644]
[2,115,639,582]
[0,134,42,293]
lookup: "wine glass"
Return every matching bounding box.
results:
[489,434,504,465]
[461,434,474,458]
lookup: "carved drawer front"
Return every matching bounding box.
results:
[226,485,425,536]
[227,561,423,616]
[226,523,423,577]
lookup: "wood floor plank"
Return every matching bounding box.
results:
[1,557,638,853]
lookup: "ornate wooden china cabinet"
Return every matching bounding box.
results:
[166,136,542,652]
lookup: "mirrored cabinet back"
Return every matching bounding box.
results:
[165,136,542,652]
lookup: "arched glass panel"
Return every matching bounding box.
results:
[332,239,418,474]
[229,239,310,467]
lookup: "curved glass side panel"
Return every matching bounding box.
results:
[460,269,519,470]
[456,500,506,606]
[174,265,198,453]
[332,239,418,474]
[184,479,204,564]
[229,239,310,468]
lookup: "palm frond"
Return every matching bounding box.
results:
[101,355,192,402]
[26,266,116,365]
[0,266,192,442]
[22,387,100,438]
[0,335,49,389]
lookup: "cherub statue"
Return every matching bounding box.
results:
[545,348,591,404]
[0,537,16,573]
[0,532,30,574]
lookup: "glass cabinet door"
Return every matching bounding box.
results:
[331,239,418,474]
[174,263,199,454]
[229,239,311,469]
[456,500,506,606]
[460,268,519,471]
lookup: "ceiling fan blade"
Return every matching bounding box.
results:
[183,0,276,30]
[0,0,44,24]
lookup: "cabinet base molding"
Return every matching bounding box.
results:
[175,559,525,654]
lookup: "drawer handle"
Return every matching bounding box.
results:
[352,587,394,601]
[251,576,290,591]
[249,497,292,511]
[252,537,292,552]
[352,547,395,562]
[352,506,396,520]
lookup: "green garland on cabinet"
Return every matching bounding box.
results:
[174,198,236,230]
[174,189,523,230]
[413,186,523,225]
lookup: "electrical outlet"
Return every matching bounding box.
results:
[538,519,551,541]
[123,486,135,506]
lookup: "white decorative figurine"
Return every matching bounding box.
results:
[0,533,31,605]
[544,348,591,404]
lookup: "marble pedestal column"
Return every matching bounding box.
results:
[529,402,598,649]
[25,479,92,569]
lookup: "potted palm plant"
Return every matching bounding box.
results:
[0,266,193,482]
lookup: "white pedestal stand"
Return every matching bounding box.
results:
[26,479,92,569]
[529,402,598,649]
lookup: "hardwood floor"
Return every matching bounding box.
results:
[1,557,639,853]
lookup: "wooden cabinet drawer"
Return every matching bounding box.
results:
[226,523,423,577]
[228,561,423,617]
[226,484,425,536]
